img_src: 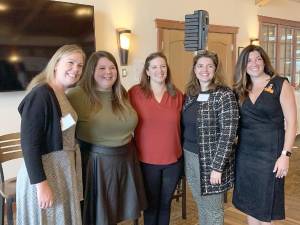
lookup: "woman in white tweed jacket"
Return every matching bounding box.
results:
[181,50,239,225]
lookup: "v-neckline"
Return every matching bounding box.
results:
[248,78,272,105]
[153,91,167,104]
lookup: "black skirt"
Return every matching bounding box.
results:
[80,140,147,225]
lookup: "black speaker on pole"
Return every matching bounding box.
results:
[184,10,209,51]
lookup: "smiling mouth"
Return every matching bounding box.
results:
[199,73,210,76]
[103,77,113,80]
[249,66,260,69]
[67,73,78,79]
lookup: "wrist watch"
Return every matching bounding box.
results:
[281,150,292,157]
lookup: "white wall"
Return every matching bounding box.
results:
[0,91,24,134]
[71,0,300,89]
[0,92,24,179]
[3,0,300,134]
[1,0,300,177]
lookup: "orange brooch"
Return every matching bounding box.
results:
[264,83,274,94]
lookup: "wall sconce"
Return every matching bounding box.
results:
[116,29,131,66]
[250,38,260,45]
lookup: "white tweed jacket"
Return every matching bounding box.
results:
[183,86,239,195]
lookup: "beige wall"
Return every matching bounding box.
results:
[2,0,300,134]
[63,0,300,89]
[1,0,300,134]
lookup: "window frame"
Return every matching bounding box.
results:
[258,15,300,87]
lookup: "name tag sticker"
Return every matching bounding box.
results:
[197,94,209,102]
[61,113,75,131]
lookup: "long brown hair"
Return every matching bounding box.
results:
[79,51,129,114]
[185,50,224,96]
[26,44,86,92]
[140,52,176,97]
[233,45,277,104]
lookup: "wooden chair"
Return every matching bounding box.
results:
[172,176,187,219]
[0,133,22,225]
[133,176,187,225]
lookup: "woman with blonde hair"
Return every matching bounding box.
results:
[17,44,85,225]
[181,50,239,225]
[67,51,147,225]
[232,45,297,225]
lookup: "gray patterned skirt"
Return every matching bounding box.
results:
[16,150,82,225]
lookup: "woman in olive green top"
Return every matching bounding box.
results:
[67,51,147,225]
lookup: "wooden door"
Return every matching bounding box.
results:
[162,29,194,92]
[207,32,234,87]
[157,19,238,91]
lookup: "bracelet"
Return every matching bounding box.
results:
[281,150,292,157]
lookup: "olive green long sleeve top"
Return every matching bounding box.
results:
[67,86,137,147]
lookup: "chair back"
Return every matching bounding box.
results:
[0,133,22,182]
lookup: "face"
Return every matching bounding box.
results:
[54,52,84,90]
[246,50,265,78]
[146,57,168,85]
[94,57,118,91]
[194,57,215,85]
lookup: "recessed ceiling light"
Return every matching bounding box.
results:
[75,7,92,17]
[8,54,21,63]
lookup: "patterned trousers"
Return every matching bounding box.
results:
[184,150,224,225]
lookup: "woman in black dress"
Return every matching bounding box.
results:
[232,45,297,225]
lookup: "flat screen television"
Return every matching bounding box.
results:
[0,0,95,91]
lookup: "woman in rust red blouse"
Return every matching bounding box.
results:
[129,52,183,225]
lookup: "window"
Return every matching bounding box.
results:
[259,16,300,88]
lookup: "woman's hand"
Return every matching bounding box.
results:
[273,155,289,178]
[36,180,54,209]
[210,170,222,185]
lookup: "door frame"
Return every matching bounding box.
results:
[155,18,239,71]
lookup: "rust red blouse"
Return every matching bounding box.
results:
[129,85,183,165]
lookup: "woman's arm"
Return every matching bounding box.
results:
[19,88,54,208]
[19,90,48,184]
[273,80,297,178]
[211,90,239,172]
[36,180,54,208]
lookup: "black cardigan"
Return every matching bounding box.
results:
[18,84,63,184]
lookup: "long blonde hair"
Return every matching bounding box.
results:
[233,45,276,104]
[185,50,224,96]
[78,51,129,114]
[26,44,86,92]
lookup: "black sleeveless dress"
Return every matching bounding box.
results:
[233,76,287,222]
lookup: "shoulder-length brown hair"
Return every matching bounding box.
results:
[140,52,176,97]
[185,50,224,96]
[79,51,129,114]
[233,45,277,104]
